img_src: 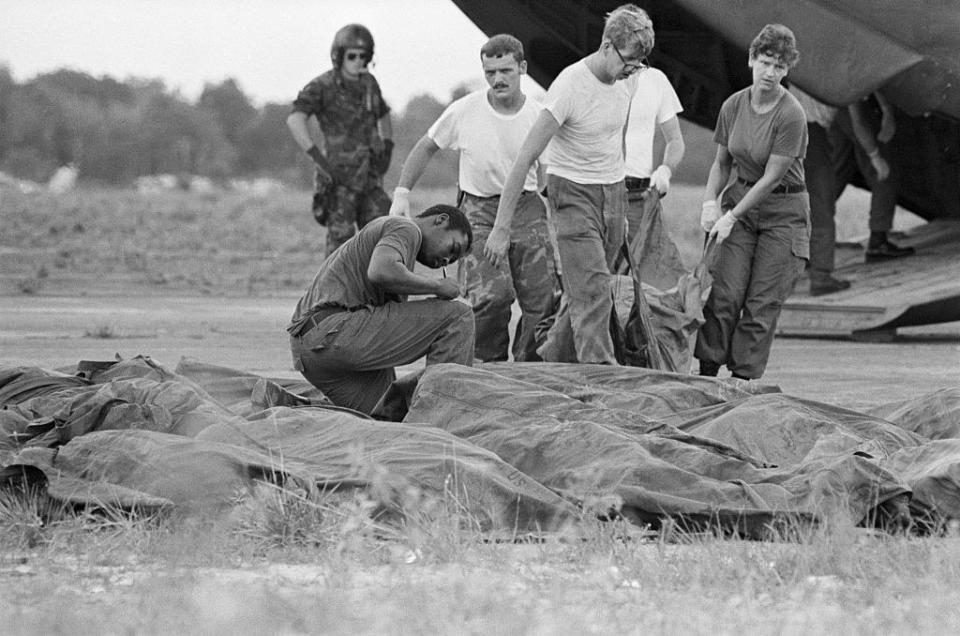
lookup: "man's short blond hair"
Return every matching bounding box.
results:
[603,4,654,57]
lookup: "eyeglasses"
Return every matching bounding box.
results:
[345,51,370,62]
[611,45,648,73]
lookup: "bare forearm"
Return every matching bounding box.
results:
[730,156,793,218]
[495,111,558,230]
[494,161,530,230]
[375,270,448,295]
[662,137,685,174]
[286,112,315,152]
[703,160,729,201]
[729,179,776,217]
[659,117,685,173]
[397,137,439,190]
[369,260,447,296]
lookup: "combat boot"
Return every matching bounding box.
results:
[810,272,852,296]
[866,232,915,262]
[698,359,721,377]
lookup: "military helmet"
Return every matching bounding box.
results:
[330,23,375,68]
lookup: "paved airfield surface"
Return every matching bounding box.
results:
[2,293,958,411]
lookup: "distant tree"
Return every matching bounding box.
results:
[76,100,143,182]
[1,82,63,179]
[0,65,15,166]
[449,80,481,103]
[34,69,134,105]
[198,78,257,147]
[0,67,477,187]
[237,102,311,185]
[385,93,457,188]
[139,91,235,178]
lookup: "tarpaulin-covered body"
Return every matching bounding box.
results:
[3,356,960,536]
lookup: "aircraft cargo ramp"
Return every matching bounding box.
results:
[780,220,960,337]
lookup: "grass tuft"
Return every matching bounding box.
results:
[84,322,120,338]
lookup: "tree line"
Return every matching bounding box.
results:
[0,66,460,188]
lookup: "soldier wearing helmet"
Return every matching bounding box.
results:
[287,24,395,257]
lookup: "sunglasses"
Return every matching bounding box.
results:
[611,45,648,73]
[345,51,370,62]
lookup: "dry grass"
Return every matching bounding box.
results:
[0,185,459,297]
[0,182,923,297]
[3,480,960,634]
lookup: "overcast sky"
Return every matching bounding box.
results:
[0,0,541,110]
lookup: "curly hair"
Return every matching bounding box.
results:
[749,24,800,68]
[603,4,655,58]
[417,204,473,251]
[481,34,524,64]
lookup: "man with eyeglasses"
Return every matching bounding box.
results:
[287,23,394,258]
[485,4,653,364]
[617,38,687,292]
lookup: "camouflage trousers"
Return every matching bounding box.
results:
[313,169,391,258]
[457,191,559,362]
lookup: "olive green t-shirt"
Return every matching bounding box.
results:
[714,87,808,188]
[287,216,421,335]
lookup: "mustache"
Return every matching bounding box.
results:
[493,83,509,89]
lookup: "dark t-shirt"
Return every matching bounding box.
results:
[714,87,808,187]
[287,216,421,335]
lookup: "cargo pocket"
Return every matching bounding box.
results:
[303,313,353,354]
[790,226,810,260]
[789,226,810,281]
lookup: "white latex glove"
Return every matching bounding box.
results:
[700,200,721,232]
[650,165,672,195]
[709,211,738,243]
[389,186,411,217]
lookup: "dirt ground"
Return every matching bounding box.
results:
[2,289,958,412]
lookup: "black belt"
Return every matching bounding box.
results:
[463,191,499,200]
[737,177,806,194]
[293,306,350,337]
[457,189,536,206]
[624,177,651,192]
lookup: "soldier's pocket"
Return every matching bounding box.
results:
[790,225,810,260]
[303,313,354,354]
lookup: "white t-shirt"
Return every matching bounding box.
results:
[623,69,683,178]
[542,60,638,184]
[427,89,541,197]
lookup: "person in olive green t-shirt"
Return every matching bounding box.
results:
[696,24,810,381]
[288,205,474,414]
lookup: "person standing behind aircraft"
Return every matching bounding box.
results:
[696,24,809,381]
[486,5,653,365]
[620,59,686,291]
[389,34,559,362]
[288,205,474,415]
[834,93,915,262]
[287,24,394,258]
